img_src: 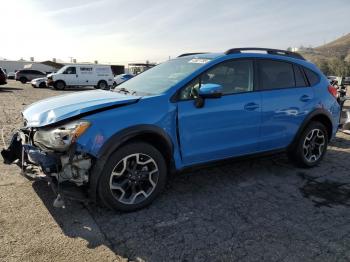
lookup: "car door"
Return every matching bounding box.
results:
[63,66,78,86]
[258,59,314,151]
[33,70,45,80]
[177,59,262,166]
[28,70,38,81]
[78,66,93,85]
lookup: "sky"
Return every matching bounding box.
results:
[1,0,350,64]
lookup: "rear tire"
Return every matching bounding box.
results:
[19,77,27,84]
[54,81,66,90]
[96,80,107,89]
[98,142,167,212]
[288,121,328,168]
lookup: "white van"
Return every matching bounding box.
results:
[47,65,114,90]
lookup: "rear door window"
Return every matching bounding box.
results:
[294,65,307,87]
[258,60,295,90]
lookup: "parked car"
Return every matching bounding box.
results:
[1,48,341,212]
[0,67,7,85]
[31,77,47,88]
[113,73,134,87]
[327,75,337,81]
[15,70,46,84]
[6,72,15,80]
[47,65,114,90]
[344,76,350,85]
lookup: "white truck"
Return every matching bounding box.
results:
[47,65,114,90]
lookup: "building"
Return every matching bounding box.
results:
[0,59,125,76]
[0,59,64,74]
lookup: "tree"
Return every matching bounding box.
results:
[314,59,330,75]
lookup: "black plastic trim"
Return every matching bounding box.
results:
[288,108,333,151]
[178,52,209,57]
[225,47,305,60]
[177,148,285,174]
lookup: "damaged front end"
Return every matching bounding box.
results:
[1,120,93,207]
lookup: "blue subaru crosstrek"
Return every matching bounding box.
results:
[1,48,341,211]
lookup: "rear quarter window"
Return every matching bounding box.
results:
[304,68,320,86]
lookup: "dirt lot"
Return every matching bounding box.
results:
[1,80,350,262]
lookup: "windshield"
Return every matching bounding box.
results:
[56,66,68,74]
[115,57,211,95]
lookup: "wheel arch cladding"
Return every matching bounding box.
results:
[290,108,333,150]
[88,124,174,202]
[309,114,333,139]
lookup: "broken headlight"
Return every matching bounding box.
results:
[33,120,91,152]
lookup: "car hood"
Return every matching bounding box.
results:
[31,77,47,82]
[23,90,141,127]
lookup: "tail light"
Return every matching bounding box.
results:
[328,85,338,99]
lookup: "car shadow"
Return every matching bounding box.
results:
[30,137,350,261]
[31,180,114,250]
[0,87,23,92]
[330,134,350,149]
[51,87,97,92]
[28,152,328,261]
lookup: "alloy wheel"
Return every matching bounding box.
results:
[109,153,159,205]
[302,128,325,163]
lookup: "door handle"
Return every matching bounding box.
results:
[300,95,311,102]
[244,102,259,111]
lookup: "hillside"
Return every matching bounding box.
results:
[300,33,350,62]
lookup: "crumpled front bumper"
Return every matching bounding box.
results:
[1,131,92,206]
[1,132,61,175]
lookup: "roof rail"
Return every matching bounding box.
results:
[224,47,305,60]
[178,52,208,57]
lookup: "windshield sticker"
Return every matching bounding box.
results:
[188,58,211,64]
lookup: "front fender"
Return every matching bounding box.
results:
[88,124,174,202]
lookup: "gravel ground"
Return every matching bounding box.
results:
[1,80,350,262]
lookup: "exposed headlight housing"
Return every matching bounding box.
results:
[33,120,91,152]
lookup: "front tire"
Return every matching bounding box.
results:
[288,121,328,168]
[98,142,167,212]
[54,80,66,90]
